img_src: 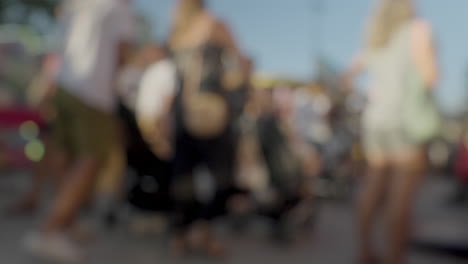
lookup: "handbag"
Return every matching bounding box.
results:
[403,66,441,144]
[181,44,244,139]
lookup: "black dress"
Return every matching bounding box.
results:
[171,43,245,231]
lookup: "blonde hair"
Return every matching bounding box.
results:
[366,0,414,50]
[169,0,205,46]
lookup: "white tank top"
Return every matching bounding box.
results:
[364,22,413,127]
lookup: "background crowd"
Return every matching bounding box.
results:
[1,0,468,264]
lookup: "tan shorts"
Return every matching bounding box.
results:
[53,88,119,161]
[363,121,418,157]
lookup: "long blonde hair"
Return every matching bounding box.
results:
[169,0,205,47]
[366,0,415,50]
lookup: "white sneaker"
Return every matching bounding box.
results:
[23,231,83,263]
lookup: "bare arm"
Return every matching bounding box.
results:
[135,63,177,160]
[213,20,250,72]
[213,21,243,59]
[212,20,250,90]
[411,19,439,88]
[137,111,173,157]
[342,53,366,93]
[117,42,134,68]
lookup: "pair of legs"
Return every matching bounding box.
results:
[39,88,117,234]
[41,157,101,233]
[170,128,242,256]
[358,148,425,264]
[12,137,125,225]
[171,177,241,256]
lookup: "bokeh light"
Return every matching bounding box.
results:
[19,121,40,141]
[24,139,45,162]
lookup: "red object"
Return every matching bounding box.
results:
[0,106,44,128]
[455,143,468,184]
[0,106,44,168]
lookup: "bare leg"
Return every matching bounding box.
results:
[49,149,71,191]
[358,157,389,263]
[42,157,101,233]
[385,151,425,264]
[95,143,126,200]
[188,220,226,257]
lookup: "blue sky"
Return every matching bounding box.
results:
[134,0,468,115]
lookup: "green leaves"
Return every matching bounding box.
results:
[0,0,59,31]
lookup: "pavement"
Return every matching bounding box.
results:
[0,170,467,264]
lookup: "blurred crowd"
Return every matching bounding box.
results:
[1,0,467,264]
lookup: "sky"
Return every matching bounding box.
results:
[134,0,468,115]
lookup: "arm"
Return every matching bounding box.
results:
[109,1,137,101]
[213,20,244,59]
[137,110,173,160]
[117,42,134,68]
[342,53,366,93]
[135,63,177,160]
[411,19,439,88]
[212,19,249,67]
[111,1,136,70]
[213,20,250,90]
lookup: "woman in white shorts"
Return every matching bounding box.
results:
[344,0,439,263]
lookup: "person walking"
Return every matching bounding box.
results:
[345,0,439,263]
[24,0,136,262]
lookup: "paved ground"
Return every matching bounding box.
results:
[1,170,468,264]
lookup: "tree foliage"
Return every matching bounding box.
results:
[0,0,59,31]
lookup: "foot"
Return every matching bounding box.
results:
[23,231,83,263]
[169,235,189,257]
[357,254,380,264]
[186,223,207,251]
[204,237,227,258]
[187,222,227,257]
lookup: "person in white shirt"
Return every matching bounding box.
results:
[117,44,164,113]
[24,0,136,262]
[135,48,177,160]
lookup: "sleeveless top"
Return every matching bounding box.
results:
[172,43,234,138]
[363,22,413,128]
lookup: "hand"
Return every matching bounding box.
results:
[150,138,173,161]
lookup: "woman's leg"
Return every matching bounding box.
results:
[169,131,201,255]
[190,132,239,256]
[358,154,390,263]
[42,157,101,233]
[385,150,425,264]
